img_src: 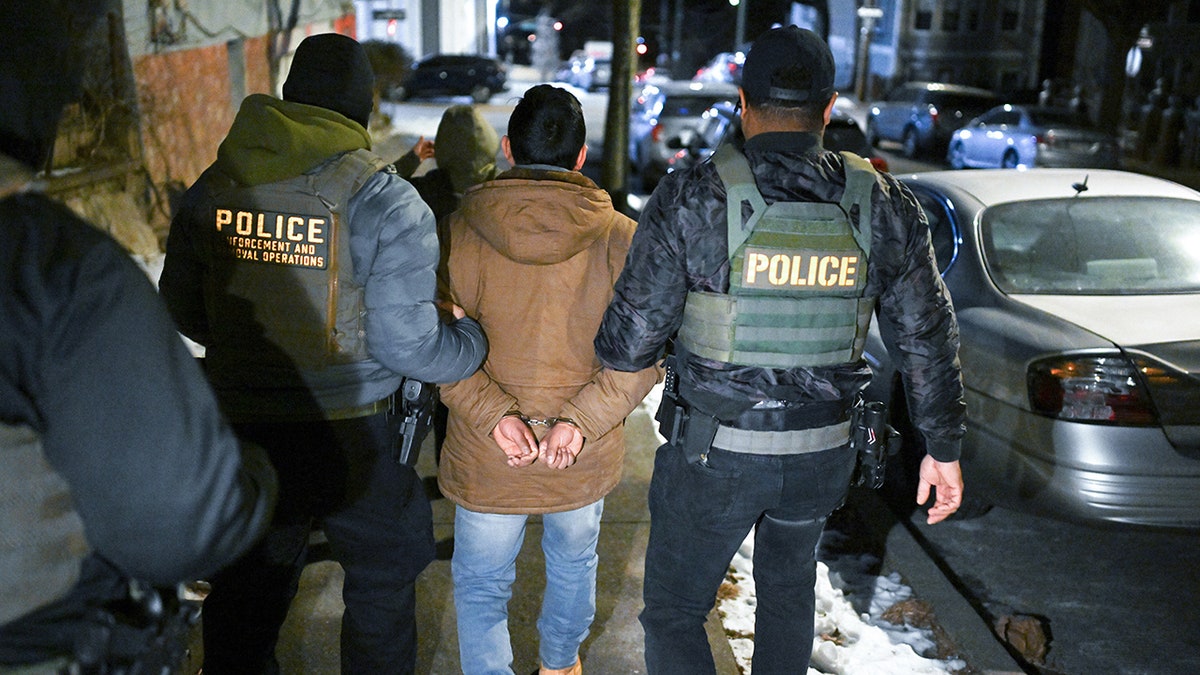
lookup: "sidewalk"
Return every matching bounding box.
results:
[272,407,740,675]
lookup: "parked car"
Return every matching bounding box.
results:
[865,168,1200,528]
[665,101,889,175]
[692,50,745,85]
[866,81,999,158]
[394,54,507,103]
[558,50,611,92]
[947,103,1120,169]
[630,80,739,191]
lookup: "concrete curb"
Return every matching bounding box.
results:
[853,489,1028,674]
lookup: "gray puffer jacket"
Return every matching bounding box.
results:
[162,95,487,418]
[595,130,965,462]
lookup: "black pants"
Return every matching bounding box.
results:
[201,410,435,675]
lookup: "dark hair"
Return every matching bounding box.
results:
[747,61,830,128]
[506,85,586,168]
[751,99,829,130]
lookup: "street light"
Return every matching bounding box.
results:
[730,0,747,51]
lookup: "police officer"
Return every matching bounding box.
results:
[2,2,277,669]
[594,26,966,674]
[160,34,488,673]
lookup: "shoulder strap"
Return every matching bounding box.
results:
[712,144,768,259]
[314,148,391,209]
[838,151,878,259]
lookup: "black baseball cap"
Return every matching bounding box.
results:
[740,25,835,107]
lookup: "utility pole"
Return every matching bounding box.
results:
[854,1,883,101]
[603,0,640,214]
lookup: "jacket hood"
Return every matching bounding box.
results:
[216,94,371,186]
[434,105,501,194]
[456,168,620,265]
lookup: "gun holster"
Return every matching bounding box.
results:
[395,378,436,467]
[655,355,719,463]
[849,399,901,489]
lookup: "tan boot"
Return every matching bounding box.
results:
[538,657,582,675]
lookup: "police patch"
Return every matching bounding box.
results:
[740,245,860,290]
[214,208,329,269]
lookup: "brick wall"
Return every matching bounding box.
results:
[131,36,272,232]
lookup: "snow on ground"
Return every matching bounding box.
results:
[640,383,966,674]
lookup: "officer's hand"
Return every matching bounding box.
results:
[437,300,467,321]
[917,456,964,525]
[412,136,435,161]
[493,415,538,468]
[539,422,583,469]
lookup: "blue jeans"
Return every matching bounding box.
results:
[640,441,856,675]
[452,501,604,675]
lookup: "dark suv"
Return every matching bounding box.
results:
[865,81,998,158]
[395,55,508,104]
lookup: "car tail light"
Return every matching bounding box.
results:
[1036,131,1056,147]
[929,106,939,126]
[1028,354,1157,426]
[651,123,663,143]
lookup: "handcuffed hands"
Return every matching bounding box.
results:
[539,421,583,469]
[493,415,539,467]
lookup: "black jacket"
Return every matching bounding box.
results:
[1,182,276,662]
[595,130,965,461]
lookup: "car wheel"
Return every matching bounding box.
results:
[1001,149,1019,169]
[865,120,880,147]
[902,127,922,158]
[471,85,491,104]
[948,141,966,169]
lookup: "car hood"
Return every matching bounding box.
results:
[1012,294,1200,355]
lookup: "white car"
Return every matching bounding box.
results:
[947,104,1120,170]
[867,168,1200,529]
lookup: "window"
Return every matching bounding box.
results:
[942,0,961,31]
[982,197,1200,294]
[966,0,980,31]
[1001,0,1020,31]
[911,188,958,274]
[914,0,934,30]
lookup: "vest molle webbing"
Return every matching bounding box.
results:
[678,145,878,368]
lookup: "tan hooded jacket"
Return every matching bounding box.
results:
[438,167,661,514]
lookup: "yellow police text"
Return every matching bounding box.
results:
[215,209,326,245]
[743,251,859,288]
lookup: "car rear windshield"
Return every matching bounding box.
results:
[932,93,997,111]
[1026,109,1092,127]
[983,197,1200,294]
[662,95,729,117]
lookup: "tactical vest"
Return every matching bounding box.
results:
[677,145,878,369]
[0,423,90,627]
[1,159,90,628]
[202,149,390,381]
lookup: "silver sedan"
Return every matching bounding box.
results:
[947,104,1120,170]
[866,169,1200,529]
